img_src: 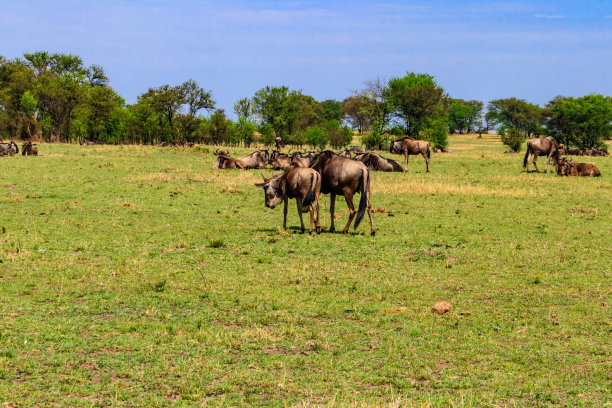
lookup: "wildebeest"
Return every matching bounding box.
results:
[523,136,560,173]
[290,151,315,168]
[354,152,403,172]
[275,136,284,150]
[389,137,431,172]
[269,150,292,170]
[0,141,19,156]
[556,157,601,177]
[22,141,38,156]
[338,149,352,158]
[348,146,366,154]
[235,150,269,169]
[254,165,322,234]
[310,151,375,235]
[79,140,94,145]
[567,147,582,156]
[213,150,240,169]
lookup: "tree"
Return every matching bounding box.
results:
[385,72,446,137]
[486,98,544,141]
[140,84,186,140]
[447,98,483,134]
[181,79,215,116]
[321,99,342,121]
[233,97,254,120]
[341,95,372,133]
[546,94,612,148]
[19,91,38,139]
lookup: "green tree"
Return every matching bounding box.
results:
[304,125,330,150]
[341,95,372,133]
[140,84,186,141]
[385,72,446,137]
[233,97,254,120]
[321,99,342,121]
[447,98,482,134]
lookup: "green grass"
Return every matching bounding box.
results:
[0,134,610,407]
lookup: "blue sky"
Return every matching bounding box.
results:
[1,1,610,114]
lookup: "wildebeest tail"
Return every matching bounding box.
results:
[302,173,316,207]
[523,143,531,168]
[354,169,369,230]
[427,143,430,159]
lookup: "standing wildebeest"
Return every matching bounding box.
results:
[389,137,431,172]
[523,136,560,173]
[275,137,284,150]
[255,165,322,234]
[235,150,269,169]
[269,150,292,170]
[354,152,403,172]
[0,141,19,156]
[22,141,39,156]
[310,151,375,235]
[556,157,601,177]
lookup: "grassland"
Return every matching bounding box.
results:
[0,134,610,407]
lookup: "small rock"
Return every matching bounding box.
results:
[431,301,452,314]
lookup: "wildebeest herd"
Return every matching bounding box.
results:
[212,135,606,235]
[0,140,39,156]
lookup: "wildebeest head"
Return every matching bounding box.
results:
[389,140,402,154]
[254,174,285,208]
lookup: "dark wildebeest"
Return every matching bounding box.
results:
[523,136,560,173]
[235,150,269,169]
[567,147,582,156]
[556,157,601,177]
[0,141,19,156]
[290,151,315,168]
[213,150,240,169]
[22,141,38,156]
[389,137,431,172]
[255,165,322,234]
[349,146,366,154]
[275,137,284,150]
[354,152,403,172]
[598,146,609,156]
[310,151,375,235]
[269,150,292,170]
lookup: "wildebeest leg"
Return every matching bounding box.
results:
[341,192,356,234]
[283,197,288,230]
[308,204,315,234]
[422,152,430,172]
[296,200,305,233]
[532,152,540,172]
[329,193,336,233]
[314,193,322,233]
[404,152,409,172]
[544,155,550,174]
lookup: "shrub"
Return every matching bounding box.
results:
[499,126,522,152]
[326,120,353,149]
[305,125,330,150]
[361,130,389,150]
[258,124,275,146]
[422,118,448,149]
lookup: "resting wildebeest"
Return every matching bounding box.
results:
[338,149,352,158]
[349,146,366,154]
[567,147,582,156]
[354,152,403,172]
[389,137,431,172]
[213,150,240,169]
[523,136,560,173]
[290,151,315,168]
[254,165,322,234]
[310,151,375,235]
[22,141,38,156]
[556,157,601,177]
[269,150,292,170]
[236,150,269,169]
[0,141,19,156]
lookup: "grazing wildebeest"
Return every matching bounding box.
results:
[235,150,269,169]
[354,152,403,172]
[255,165,322,234]
[310,151,375,235]
[0,141,19,156]
[523,136,560,173]
[269,150,292,170]
[22,141,38,156]
[389,136,431,172]
[213,150,240,169]
[348,146,366,154]
[556,157,601,177]
[290,151,315,168]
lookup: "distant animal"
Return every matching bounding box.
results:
[354,152,403,172]
[310,151,375,235]
[275,137,284,150]
[0,141,19,156]
[348,146,366,154]
[523,136,560,173]
[338,149,352,158]
[598,146,609,156]
[22,141,38,156]
[556,157,600,177]
[79,140,94,145]
[235,150,269,169]
[213,150,239,169]
[290,151,315,168]
[389,136,431,172]
[567,147,582,156]
[269,150,292,170]
[254,165,322,234]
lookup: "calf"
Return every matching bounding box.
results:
[255,165,322,233]
[269,150,291,170]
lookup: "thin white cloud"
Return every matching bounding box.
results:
[534,14,565,19]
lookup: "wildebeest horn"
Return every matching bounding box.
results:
[261,173,268,183]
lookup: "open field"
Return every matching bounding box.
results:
[0,134,610,407]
